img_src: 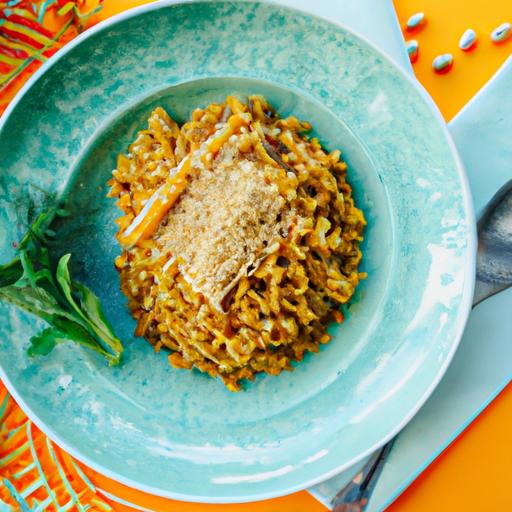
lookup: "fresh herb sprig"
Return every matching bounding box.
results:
[0,208,123,365]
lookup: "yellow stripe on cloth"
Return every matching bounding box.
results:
[1,20,54,45]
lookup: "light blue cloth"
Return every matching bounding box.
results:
[285,1,512,509]
[276,0,411,73]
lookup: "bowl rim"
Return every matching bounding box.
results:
[0,0,477,503]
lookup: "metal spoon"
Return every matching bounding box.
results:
[473,179,512,305]
[331,179,512,512]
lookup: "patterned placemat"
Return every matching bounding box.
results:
[0,382,114,510]
[0,0,104,115]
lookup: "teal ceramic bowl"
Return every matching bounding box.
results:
[0,0,475,503]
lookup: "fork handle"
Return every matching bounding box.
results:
[331,439,395,512]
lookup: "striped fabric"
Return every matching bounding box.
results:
[0,0,103,114]
[0,383,113,511]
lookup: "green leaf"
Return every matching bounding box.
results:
[0,285,63,324]
[17,209,56,251]
[56,253,79,311]
[51,316,118,364]
[54,253,97,329]
[0,210,55,288]
[56,254,122,365]
[19,250,38,288]
[0,257,23,288]
[0,209,124,366]
[28,322,117,364]
[75,282,123,359]
[28,327,62,356]
[39,246,51,269]
[16,254,53,293]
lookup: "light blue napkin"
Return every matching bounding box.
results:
[272,1,512,510]
[276,0,411,73]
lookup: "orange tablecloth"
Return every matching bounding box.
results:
[1,0,511,510]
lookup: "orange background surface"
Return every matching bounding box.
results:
[83,1,512,511]
[2,0,511,510]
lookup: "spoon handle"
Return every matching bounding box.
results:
[472,278,508,307]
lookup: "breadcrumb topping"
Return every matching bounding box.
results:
[157,136,299,311]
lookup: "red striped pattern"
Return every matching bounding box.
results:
[2,12,55,38]
[0,42,28,58]
[0,0,103,114]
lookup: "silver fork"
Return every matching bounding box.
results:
[331,179,512,512]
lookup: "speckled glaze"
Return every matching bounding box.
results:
[0,1,475,503]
